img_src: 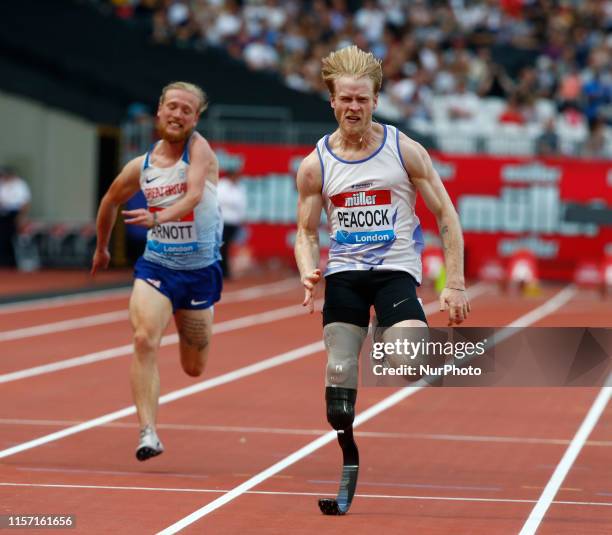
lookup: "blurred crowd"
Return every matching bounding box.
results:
[107,0,612,157]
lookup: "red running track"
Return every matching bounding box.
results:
[0,273,610,534]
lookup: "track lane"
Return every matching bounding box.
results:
[537,400,612,534]
[0,282,319,374]
[1,282,609,534]
[0,284,488,532]
[0,274,299,328]
[158,285,610,533]
[0,318,325,448]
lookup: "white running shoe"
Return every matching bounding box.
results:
[136,426,164,461]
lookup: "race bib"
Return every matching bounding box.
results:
[330,189,395,245]
[146,208,198,255]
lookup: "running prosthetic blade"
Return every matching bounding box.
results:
[318,426,359,515]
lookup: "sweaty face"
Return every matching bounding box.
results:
[331,76,378,135]
[157,89,201,143]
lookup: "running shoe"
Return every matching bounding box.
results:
[136,426,164,461]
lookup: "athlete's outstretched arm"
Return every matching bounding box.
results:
[399,135,470,325]
[122,134,218,227]
[295,151,324,313]
[91,156,143,275]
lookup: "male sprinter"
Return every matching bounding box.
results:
[92,82,223,461]
[294,46,470,513]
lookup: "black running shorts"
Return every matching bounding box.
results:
[323,270,427,327]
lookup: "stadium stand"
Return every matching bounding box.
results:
[102,0,612,158]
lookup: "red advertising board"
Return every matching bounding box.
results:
[212,142,612,281]
[424,154,612,281]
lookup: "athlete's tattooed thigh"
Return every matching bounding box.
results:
[178,315,209,350]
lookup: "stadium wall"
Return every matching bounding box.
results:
[0,91,97,223]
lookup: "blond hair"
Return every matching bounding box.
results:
[321,46,382,96]
[159,81,208,114]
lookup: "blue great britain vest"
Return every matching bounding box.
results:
[140,138,222,270]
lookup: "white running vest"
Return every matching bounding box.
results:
[140,139,222,270]
[319,124,423,282]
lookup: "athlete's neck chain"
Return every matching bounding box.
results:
[339,125,372,149]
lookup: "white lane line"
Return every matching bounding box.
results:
[156,387,425,534]
[0,310,129,342]
[1,483,612,507]
[471,284,577,355]
[3,418,612,447]
[507,285,577,328]
[221,278,299,303]
[0,287,131,314]
[0,300,322,384]
[0,278,299,342]
[156,283,579,533]
[0,341,324,460]
[16,467,212,480]
[310,479,502,491]
[0,278,297,315]
[0,279,483,343]
[0,279,472,383]
[519,382,612,535]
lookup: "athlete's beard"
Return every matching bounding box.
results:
[157,121,194,143]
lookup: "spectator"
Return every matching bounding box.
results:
[110,0,612,157]
[151,5,173,44]
[536,117,560,156]
[557,65,582,105]
[559,101,587,129]
[582,117,609,159]
[419,35,441,73]
[282,58,310,92]
[388,68,432,121]
[583,71,612,123]
[514,67,541,100]
[467,48,492,94]
[445,76,480,121]
[166,0,190,28]
[534,55,557,99]
[498,92,525,124]
[354,0,386,45]
[243,34,279,71]
[207,0,242,46]
[479,62,515,98]
[329,0,350,33]
[217,166,247,279]
[0,167,31,267]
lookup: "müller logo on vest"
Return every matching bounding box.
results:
[331,189,391,208]
[345,192,377,207]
